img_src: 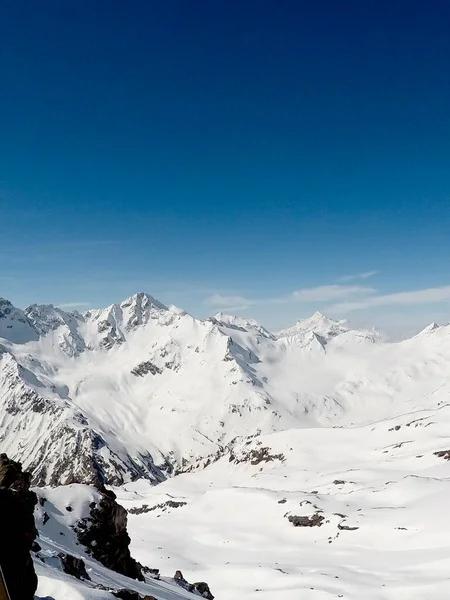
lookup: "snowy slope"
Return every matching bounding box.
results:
[1,292,450,598]
[117,401,450,600]
[0,293,449,488]
[33,483,209,600]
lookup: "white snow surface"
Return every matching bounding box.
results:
[117,413,450,600]
[0,293,449,486]
[0,292,450,597]
[33,483,203,600]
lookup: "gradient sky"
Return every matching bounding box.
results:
[1,1,450,337]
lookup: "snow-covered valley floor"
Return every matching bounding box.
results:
[117,407,450,600]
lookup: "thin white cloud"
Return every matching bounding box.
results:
[290,284,375,302]
[338,270,378,283]
[58,302,91,309]
[328,285,450,313]
[205,284,375,309]
[205,294,252,308]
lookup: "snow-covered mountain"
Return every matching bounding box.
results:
[2,292,450,599]
[276,310,351,339]
[0,292,449,490]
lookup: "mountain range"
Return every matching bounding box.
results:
[2,292,450,599]
[0,292,448,488]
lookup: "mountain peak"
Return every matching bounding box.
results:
[25,303,79,336]
[211,313,275,339]
[311,311,328,320]
[0,298,39,344]
[277,311,349,340]
[120,292,168,312]
[418,322,440,335]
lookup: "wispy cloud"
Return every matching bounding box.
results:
[290,284,375,302]
[204,284,375,310]
[328,285,450,313]
[205,294,252,308]
[337,270,378,283]
[205,282,450,317]
[58,302,92,309]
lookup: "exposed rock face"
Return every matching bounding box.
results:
[112,590,157,600]
[173,570,214,599]
[140,565,160,579]
[58,552,90,580]
[76,486,144,580]
[288,513,325,527]
[128,500,187,515]
[191,581,215,599]
[230,446,285,466]
[434,449,450,460]
[0,453,38,600]
[131,361,162,377]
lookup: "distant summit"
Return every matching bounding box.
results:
[276,311,351,340]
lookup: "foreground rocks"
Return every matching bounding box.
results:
[173,570,215,599]
[0,453,38,599]
[58,552,90,580]
[112,590,157,600]
[76,485,144,580]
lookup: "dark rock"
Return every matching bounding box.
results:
[333,480,346,485]
[131,361,162,377]
[337,523,359,531]
[434,449,450,460]
[288,513,325,527]
[76,485,143,580]
[112,591,157,600]
[42,511,50,525]
[0,453,38,600]
[113,590,141,600]
[173,570,215,599]
[66,505,73,512]
[232,446,285,466]
[58,552,90,580]
[192,581,215,600]
[94,583,113,590]
[31,541,42,552]
[128,500,186,515]
[140,565,160,579]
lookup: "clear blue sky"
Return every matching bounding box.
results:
[1,1,450,335]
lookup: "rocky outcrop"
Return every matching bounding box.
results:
[173,570,215,599]
[128,500,187,515]
[112,590,157,600]
[434,449,450,460]
[76,485,144,580]
[288,513,324,527]
[0,454,38,600]
[140,565,160,579]
[191,581,215,599]
[58,552,90,580]
[230,445,285,465]
[131,361,162,377]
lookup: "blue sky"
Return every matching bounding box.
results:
[1,1,450,336]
